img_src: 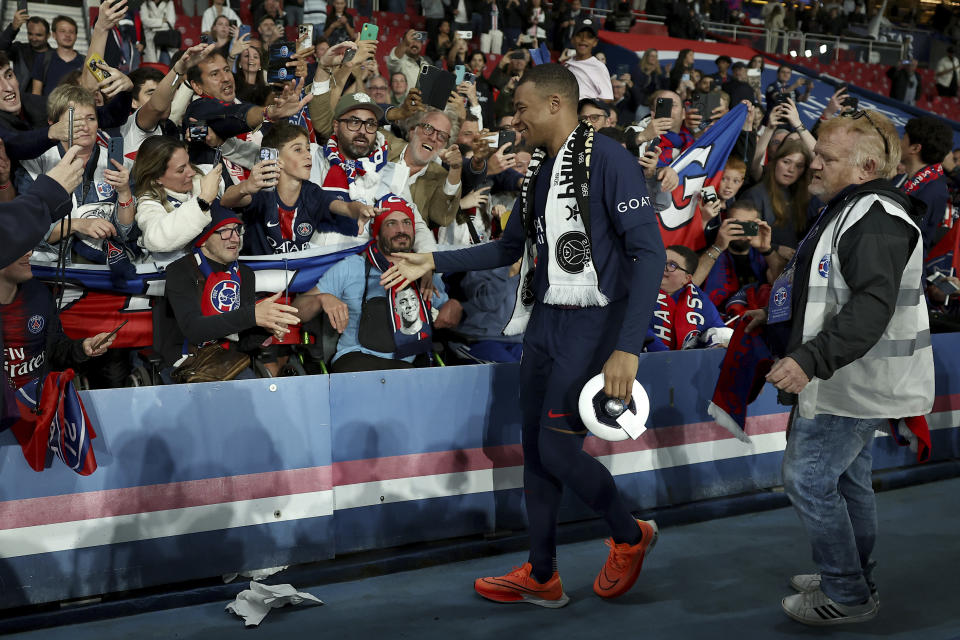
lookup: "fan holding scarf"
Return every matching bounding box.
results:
[380,64,666,607]
[157,205,301,381]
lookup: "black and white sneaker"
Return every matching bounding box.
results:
[790,573,880,606]
[782,588,878,626]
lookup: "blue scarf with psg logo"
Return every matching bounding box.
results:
[195,248,242,317]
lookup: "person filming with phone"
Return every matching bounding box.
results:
[693,200,782,318]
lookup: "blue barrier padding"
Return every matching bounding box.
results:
[0,335,957,610]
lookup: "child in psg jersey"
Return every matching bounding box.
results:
[220,122,375,255]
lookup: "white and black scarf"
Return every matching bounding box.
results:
[503,122,607,335]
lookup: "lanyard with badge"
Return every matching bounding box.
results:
[766,207,828,325]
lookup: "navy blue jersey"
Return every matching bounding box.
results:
[241,181,356,255]
[1,280,80,389]
[184,97,256,140]
[434,133,666,354]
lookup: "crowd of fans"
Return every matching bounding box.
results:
[0,0,958,392]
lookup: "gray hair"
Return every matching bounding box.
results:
[404,107,459,148]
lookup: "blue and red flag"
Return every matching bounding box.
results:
[7,370,98,475]
[659,103,747,251]
[925,201,959,276]
[32,245,367,345]
[707,318,773,443]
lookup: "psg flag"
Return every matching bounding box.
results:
[658,103,748,251]
[7,370,98,475]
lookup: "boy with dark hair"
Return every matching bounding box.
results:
[220,121,374,255]
[647,244,725,351]
[899,116,952,257]
[128,67,165,109]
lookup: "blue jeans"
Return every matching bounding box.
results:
[783,412,881,605]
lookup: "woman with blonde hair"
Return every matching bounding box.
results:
[741,138,811,251]
[133,136,223,262]
[632,48,666,112]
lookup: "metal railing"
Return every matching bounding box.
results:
[700,20,909,64]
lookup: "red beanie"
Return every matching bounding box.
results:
[371,194,416,239]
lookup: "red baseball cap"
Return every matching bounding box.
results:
[371,194,416,239]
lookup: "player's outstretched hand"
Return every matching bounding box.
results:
[380,252,435,290]
[602,349,639,405]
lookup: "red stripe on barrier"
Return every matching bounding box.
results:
[331,413,791,487]
[931,393,960,413]
[0,466,333,531]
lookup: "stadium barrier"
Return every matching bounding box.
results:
[1,334,958,608]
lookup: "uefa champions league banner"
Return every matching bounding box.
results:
[30,242,366,348]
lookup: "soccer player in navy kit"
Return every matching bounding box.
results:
[382,64,666,607]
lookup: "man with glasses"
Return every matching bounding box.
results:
[744,110,933,626]
[384,108,463,229]
[310,93,437,253]
[365,75,391,107]
[160,206,301,382]
[578,98,612,129]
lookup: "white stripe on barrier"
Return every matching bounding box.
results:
[0,490,334,559]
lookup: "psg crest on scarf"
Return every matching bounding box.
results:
[211,280,240,313]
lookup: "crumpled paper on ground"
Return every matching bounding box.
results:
[225,581,324,627]
[222,565,288,583]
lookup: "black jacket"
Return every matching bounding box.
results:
[775,181,923,402]
[159,254,267,368]
[887,67,922,102]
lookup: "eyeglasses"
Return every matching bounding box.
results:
[215,225,244,240]
[664,260,689,274]
[368,84,388,91]
[844,109,890,159]
[415,122,451,144]
[338,116,379,134]
[580,113,606,125]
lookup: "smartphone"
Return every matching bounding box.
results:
[259,147,279,191]
[200,33,214,45]
[87,53,111,83]
[67,105,74,147]
[229,19,237,27]
[747,68,761,77]
[342,48,357,64]
[736,220,759,236]
[564,48,575,59]
[454,64,465,85]
[298,24,313,45]
[360,23,379,41]
[416,63,458,110]
[930,273,960,295]
[93,320,129,350]
[269,41,295,62]
[187,121,208,142]
[509,51,526,60]
[237,24,252,41]
[654,96,673,119]
[841,95,859,110]
[212,146,223,166]
[413,31,427,41]
[457,30,473,40]
[107,135,124,168]
[483,133,499,148]
[498,129,517,152]
[17,0,27,13]
[266,64,291,83]
[700,185,718,203]
[463,71,477,85]
[616,64,629,76]
[681,73,690,82]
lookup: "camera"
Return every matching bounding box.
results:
[771,92,790,107]
[841,95,859,110]
[187,121,209,142]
